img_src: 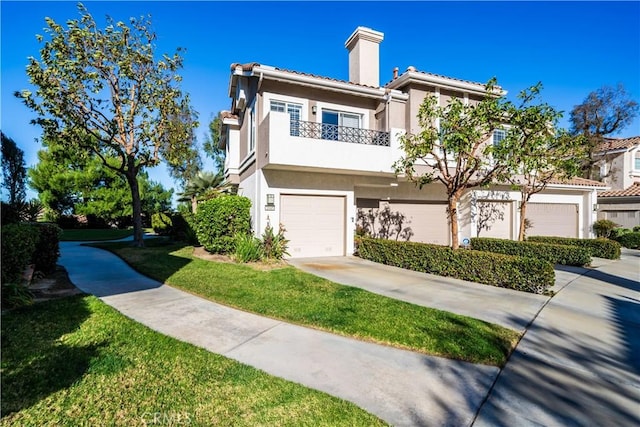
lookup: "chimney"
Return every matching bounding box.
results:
[345,27,384,87]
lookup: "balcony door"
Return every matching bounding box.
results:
[321,110,361,141]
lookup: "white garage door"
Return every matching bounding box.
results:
[477,201,512,239]
[527,203,578,238]
[280,195,345,258]
[388,202,450,246]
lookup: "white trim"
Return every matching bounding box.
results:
[314,101,370,129]
[262,93,308,121]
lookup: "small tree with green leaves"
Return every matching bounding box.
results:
[505,84,587,240]
[394,79,518,249]
[17,3,197,246]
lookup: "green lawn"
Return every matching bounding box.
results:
[92,240,520,366]
[60,228,133,241]
[1,296,386,426]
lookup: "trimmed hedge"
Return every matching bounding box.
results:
[151,212,172,235]
[617,232,640,249]
[528,236,621,260]
[471,237,591,266]
[32,222,63,274]
[195,196,251,254]
[1,224,40,284]
[357,238,555,294]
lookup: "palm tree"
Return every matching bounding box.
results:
[177,171,224,213]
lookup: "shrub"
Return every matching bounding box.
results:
[170,211,199,244]
[1,223,39,284]
[634,226,640,232]
[528,236,621,259]
[1,202,21,226]
[611,227,632,240]
[358,238,555,294]
[31,222,62,274]
[152,212,173,235]
[617,232,640,249]
[195,195,251,254]
[471,237,591,266]
[2,282,33,309]
[592,219,618,238]
[261,223,289,260]
[234,233,264,263]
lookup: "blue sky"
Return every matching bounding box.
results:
[2,1,639,203]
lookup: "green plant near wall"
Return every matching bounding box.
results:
[234,233,264,262]
[195,195,251,254]
[592,219,618,238]
[261,223,290,260]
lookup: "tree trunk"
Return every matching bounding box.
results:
[448,195,460,250]
[191,195,198,214]
[125,164,144,248]
[518,199,528,241]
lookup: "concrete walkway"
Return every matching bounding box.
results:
[59,241,499,427]
[474,250,640,426]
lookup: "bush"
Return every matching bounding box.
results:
[1,224,40,284]
[617,232,640,249]
[151,212,173,235]
[611,227,632,240]
[471,237,591,266]
[528,236,621,260]
[170,211,199,244]
[1,202,22,226]
[31,222,62,274]
[234,233,263,263]
[2,282,33,309]
[195,195,251,254]
[358,238,555,294]
[634,226,640,232]
[261,223,290,260]
[592,219,618,238]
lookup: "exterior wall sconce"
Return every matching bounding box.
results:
[266,194,275,211]
[593,203,599,212]
[311,105,317,114]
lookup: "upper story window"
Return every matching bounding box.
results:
[321,110,362,141]
[270,100,302,136]
[493,129,506,147]
[249,103,256,153]
[634,152,640,170]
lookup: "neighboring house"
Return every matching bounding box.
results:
[219,27,604,258]
[594,136,640,228]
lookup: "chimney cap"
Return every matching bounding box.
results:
[345,26,384,51]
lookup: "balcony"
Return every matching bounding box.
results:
[293,120,390,147]
[259,111,403,175]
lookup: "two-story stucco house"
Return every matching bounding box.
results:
[219,27,604,258]
[595,136,640,228]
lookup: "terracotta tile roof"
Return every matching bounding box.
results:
[595,136,640,153]
[230,62,261,71]
[220,111,238,120]
[547,176,608,187]
[272,66,380,89]
[599,182,640,197]
[383,66,497,91]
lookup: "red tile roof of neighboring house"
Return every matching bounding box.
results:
[595,136,640,153]
[599,182,640,197]
[220,111,238,120]
[547,176,608,187]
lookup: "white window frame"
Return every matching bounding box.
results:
[493,129,506,147]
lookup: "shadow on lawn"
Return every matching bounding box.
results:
[1,296,104,417]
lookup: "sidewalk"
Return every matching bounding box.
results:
[60,241,499,427]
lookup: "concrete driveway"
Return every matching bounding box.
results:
[288,256,549,332]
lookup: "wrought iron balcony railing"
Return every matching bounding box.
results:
[291,120,390,147]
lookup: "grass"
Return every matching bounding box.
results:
[92,239,520,366]
[60,228,133,241]
[1,295,386,426]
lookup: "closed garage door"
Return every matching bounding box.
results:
[280,195,345,258]
[387,202,450,246]
[527,203,578,238]
[477,201,512,239]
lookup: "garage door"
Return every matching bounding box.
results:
[527,203,578,238]
[387,202,450,245]
[477,201,512,239]
[280,195,345,258]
